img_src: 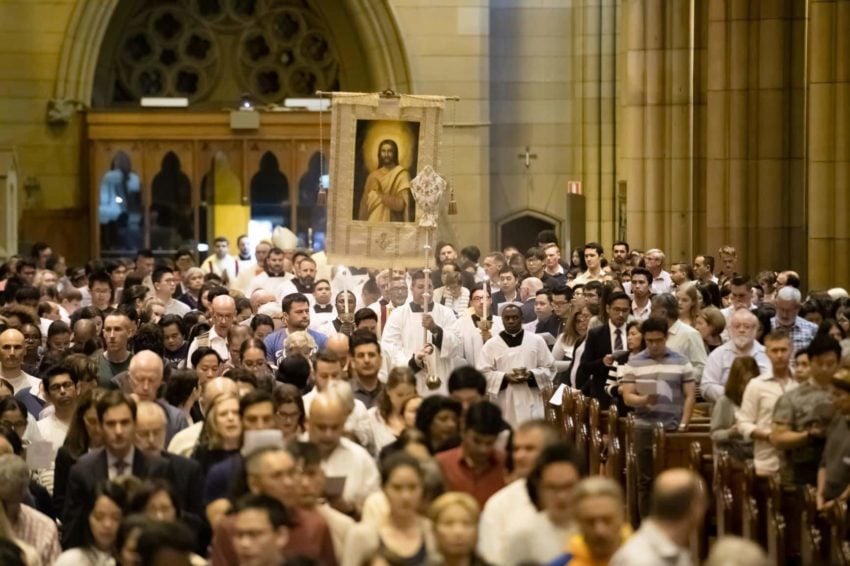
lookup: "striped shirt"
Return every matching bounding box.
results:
[621,349,695,430]
[13,504,61,565]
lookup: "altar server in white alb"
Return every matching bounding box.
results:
[478,303,554,427]
[457,284,503,368]
[380,270,461,396]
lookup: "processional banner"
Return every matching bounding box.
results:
[326,92,445,268]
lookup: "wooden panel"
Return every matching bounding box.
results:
[86,111,329,141]
[143,141,195,252]
[85,111,330,256]
[245,140,294,230]
[20,208,90,267]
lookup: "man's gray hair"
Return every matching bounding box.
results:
[0,455,29,498]
[646,248,666,263]
[776,285,802,304]
[651,293,679,320]
[571,476,623,507]
[705,536,768,566]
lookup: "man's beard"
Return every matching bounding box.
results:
[300,276,314,286]
[732,335,753,350]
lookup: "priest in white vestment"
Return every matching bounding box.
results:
[380,271,461,396]
[458,285,503,368]
[478,304,554,427]
[309,279,337,331]
[246,248,298,300]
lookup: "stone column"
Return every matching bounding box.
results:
[570,0,618,248]
[619,0,697,261]
[807,0,850,290]
[488,3,575,250]
[704,0,806,278]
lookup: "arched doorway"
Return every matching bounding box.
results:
[498,212,559,253]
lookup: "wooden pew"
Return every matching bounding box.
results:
[714,450,743,537]
[573,392,590,469]
[604,405,623,486]
[651,422,713,476]
[624,414,640,528]
[560,387,575,440]
[741,461,763,544]
[542,383,558,428]
[588,398,604,475]
[689,441,714,561]
[830,501,850,565]
[765,474,789,566]
[801,485,830,566]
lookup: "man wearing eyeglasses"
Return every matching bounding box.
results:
[576,291,632,409]
[36,366,78,456]
[188,294,236,368]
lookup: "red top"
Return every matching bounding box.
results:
[211,506,338,565]
[436,446,508,509]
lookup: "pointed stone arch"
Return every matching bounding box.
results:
[496,210,561,254]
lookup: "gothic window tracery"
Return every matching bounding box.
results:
[108,0,340,105]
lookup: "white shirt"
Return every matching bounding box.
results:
[631,299,651,322]
[651,270,674,294]
[608,320,628,352]
[366,407,398,456]
[569,340,587,388]
[505,511,575,566]
[186,325,229,368]
[736,373,798,474]
[611,518,692,566]
[167,421,203,457]
[701,341,771,402]
[666,320,708,382]
[36,414,69,454]
[1,370,40,394]
[571,268,606,287]
[318,436,380,509]
[163,298,191,316]
[55,547,115,566]
[478,479,537,564]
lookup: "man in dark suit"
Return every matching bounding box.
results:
[576,291,632,409]
[134,400,204,519]
[62,390,170,548]
[491,266,523,317]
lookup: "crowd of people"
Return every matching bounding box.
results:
[0,231,847,565]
